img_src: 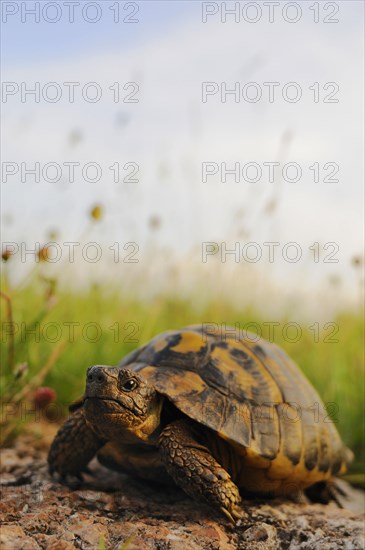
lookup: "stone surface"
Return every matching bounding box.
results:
[0,430,364,550]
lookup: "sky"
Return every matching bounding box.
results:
[1,0,364,316]
[1,2,194,62]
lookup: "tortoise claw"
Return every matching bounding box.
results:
[220,507,236,526]
[221,505,246,527]
[56,472,84,488]
[49,463,93,486]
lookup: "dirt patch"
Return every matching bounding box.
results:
[1,426,364,550]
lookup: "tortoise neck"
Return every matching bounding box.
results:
[124,395,164,444]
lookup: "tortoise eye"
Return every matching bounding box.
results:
[121,379,138,392]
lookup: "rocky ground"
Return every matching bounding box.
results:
[0,424,364,550]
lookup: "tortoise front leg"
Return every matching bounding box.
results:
[48,408,104,480]
[159,419,243,524]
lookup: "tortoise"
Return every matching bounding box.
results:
[48,324,352,523]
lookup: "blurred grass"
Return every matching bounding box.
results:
[1,278,364,476]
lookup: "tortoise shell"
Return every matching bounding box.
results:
[118,324,351,493]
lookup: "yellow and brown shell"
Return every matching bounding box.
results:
[119,324,352,493]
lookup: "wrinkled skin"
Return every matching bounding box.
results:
[48,366,243,524]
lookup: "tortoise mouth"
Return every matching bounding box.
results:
[84,396,125,414]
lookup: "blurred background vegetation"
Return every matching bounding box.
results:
[1,248,364,484]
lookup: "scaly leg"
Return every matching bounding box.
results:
[48,408,104,480]
[159,419,243,524]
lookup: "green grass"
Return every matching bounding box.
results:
[1,278,364,475]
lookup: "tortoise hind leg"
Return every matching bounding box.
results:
[305,480,347,507]
[48,408,104,480]
[158,419,243,524]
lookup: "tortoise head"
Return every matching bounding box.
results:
[83,366,162,441]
